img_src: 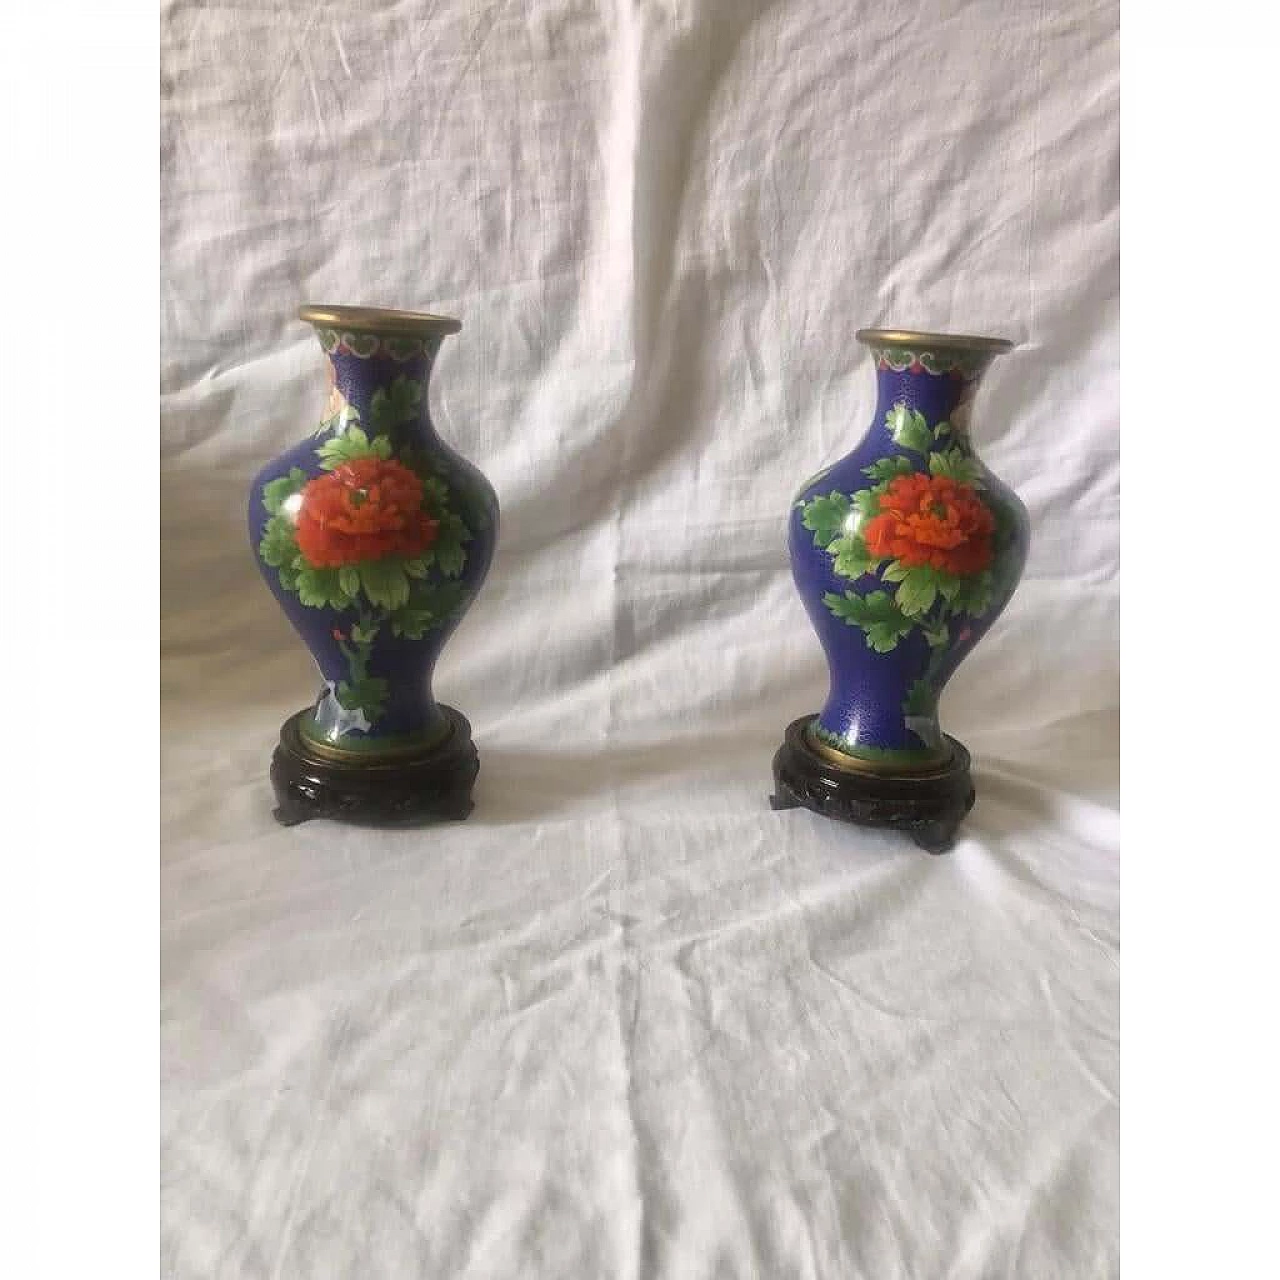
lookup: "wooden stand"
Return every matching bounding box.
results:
[270,706,479,828]
[770,715,975,853]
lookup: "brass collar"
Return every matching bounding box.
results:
[296,719,455,765]
[855,327,1013,353]
[299,304,462,336]
[804,726,954,777]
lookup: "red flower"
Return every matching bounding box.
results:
[294,457,440,568]
[863,472,994,576]
[331,627,345,641]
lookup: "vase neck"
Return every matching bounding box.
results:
[313,327,447,441]
[871,348,997,434]
[857,332,1010,439]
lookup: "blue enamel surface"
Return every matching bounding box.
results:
[788,359,1028,757]
[248,336,498,747]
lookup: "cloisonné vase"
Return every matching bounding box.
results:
[772,328,1028,851]
[249,305,498,825]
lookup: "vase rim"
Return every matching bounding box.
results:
[855,328,1014,354]
[299,304,462,336]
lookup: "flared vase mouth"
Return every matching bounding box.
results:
[855,327,1014,354]
[299,304,462,337]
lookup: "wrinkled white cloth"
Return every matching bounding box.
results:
[161,1,1119,1276]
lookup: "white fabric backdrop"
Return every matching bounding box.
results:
[161,1,1119,1275]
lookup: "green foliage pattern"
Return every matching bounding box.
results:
[796,400,1020,742]
[255,373,479,726]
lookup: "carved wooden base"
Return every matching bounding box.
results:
[270,706,479,828]
[770,715,975,853]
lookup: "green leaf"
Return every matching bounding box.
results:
[822,589,914,653]
[336,676,389,720]
[258,515,298,568]
[992,499,1019,550]
[458,479,494,533]
[295,564,356,609]
[371,435,392,459]
[853,489,883,519]
[403,556,433,579]
[369,390,392,431]
[369,376,424,432]
[868,622,914,655]
[388,580,469,639]
[883,562,953,617]
[904,678,937,716]
[435,545,465,578]
[800,492,853,549]
[893,567,938,618]
[429,579,468,615]
[262,467,308,515]
[432,512,471,578]
[823,591,858,620]
[278,561,300,592]
[884,404,910,436]
[406,452,494,538]
[357,559,411,610]
[421,580,466,624]
[338,566,360,598]
[343,426,371,452]
[936,576,963,604]
[418,471,450,508]
[387,607,438,640]
[317,426,386,470]
[928,447,986,488]
[862,456,915,484]
[952,569,995,617]
[829,535,878,579]
[350,623,377,645]
[924,626,949,649]
[885,404,934,455]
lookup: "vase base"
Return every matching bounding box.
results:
[270,705,479,828]
[770,715,975,853]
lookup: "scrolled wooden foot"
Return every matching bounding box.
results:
[770,716,977,853]
[268,706,480,829]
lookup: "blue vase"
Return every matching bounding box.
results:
[248,305,497,811]
[788,328,1028,778]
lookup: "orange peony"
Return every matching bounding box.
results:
[294,457,440,568]
[863,472,994,576]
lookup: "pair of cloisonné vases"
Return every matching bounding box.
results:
[250,305,1027,849]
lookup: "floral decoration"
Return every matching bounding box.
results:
[258,374,472,724]
[314,329,431,361]
[798,401,1015,738]
[869,345,989,378]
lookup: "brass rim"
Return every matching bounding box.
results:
[295,718,455,764]
[855,327,1014,353]
[804,726,954,777]
[298,304,462,336]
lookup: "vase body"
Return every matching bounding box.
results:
[248,306,498,760]
[788,330,1028,773]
